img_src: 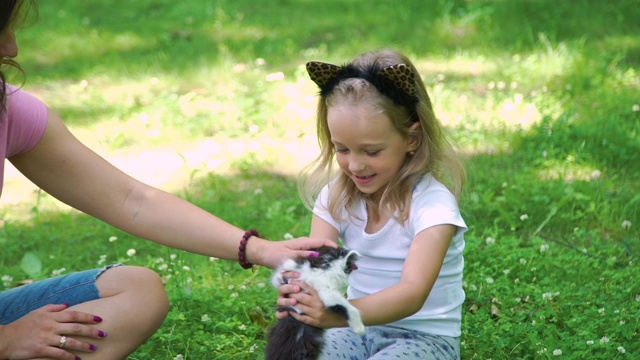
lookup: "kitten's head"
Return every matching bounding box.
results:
[306,246,361,275]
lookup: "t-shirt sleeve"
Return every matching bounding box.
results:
[312,184,341,231]
[5,85,48,157]
[410,179,467,237]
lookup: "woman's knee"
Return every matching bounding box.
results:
[97,265,169,317]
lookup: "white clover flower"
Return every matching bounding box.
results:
[2,275,13,287]
[126,249,136,257]
[590,170,601,180]
[228,285,235,290]
[503,269,511,275]
[600,336,609,344]
[283,233,294,240]
[182,266,191,271]
[209,257,218,262]
[108,236,118,242]
[519,258,527,265]
[542,292,554,301]
[598,308,605,314]
[170,254,178,260]
[201,314,211,322]
[586,340,594,345]
[621,220,632,229]
[51,268,67,276]
[553,349,562,356]
[230,292,239,298]
[173,355,184,360]
[249,344,258,353]
[635,294,640,302]
[98,254,107,265]
[239,324,247,331]
[254,188,263,195]
[486,277,494,284]
[618,346,626,354]
[485,237,496,245]
[257,282,266,288]
[619,320,626,325]
[540,243,549,253]
[632,104,639,112]
[520,214,529,221]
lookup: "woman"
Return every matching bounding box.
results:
[0,1,331,359]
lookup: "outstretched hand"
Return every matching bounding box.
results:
[0,303,105,360]
[257,237,337,269]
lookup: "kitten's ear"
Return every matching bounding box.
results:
[346,250,361,272]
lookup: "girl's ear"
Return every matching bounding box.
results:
[407,122,422,152]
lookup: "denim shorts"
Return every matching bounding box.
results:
[0,264,122,325]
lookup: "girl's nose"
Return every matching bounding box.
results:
[348,154,366,173]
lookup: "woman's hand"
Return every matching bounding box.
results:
[253,237,337,269]
[276,280,348,329]
[0,303,105,359]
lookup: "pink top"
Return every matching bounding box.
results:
[0,84,48,196]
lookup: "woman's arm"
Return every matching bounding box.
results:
[9,110,330,268]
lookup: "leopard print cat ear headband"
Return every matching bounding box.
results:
[306,61,419,118]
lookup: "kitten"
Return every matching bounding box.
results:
[264,246,364,360]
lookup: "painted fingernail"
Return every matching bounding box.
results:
[309,251,320,258]
[89,344,98,351]
[93,316,103,323]
[98,330,107,338]
[75,356,82,360]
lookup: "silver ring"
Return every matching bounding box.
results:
[59,335,68,349]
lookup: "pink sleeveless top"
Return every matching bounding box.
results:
[0,84,48,196]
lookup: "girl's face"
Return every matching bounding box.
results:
[0,27,18,58]
[328,101,415,201]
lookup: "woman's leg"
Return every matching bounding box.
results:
[66,266,169,360]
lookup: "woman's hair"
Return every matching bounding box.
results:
[299,49,466,224]
[0,0,34,111]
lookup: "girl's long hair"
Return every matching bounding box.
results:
[298,49,465,224]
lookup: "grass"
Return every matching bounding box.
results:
[1,0,639,358]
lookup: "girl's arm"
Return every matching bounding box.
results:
[9,110,331,268]
[284,222,455,328]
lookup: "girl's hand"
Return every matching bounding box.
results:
[280,281,348,329]
[0,303,105,359]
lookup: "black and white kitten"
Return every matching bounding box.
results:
[264,246,364,360]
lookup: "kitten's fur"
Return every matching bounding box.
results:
[265,246,364,360]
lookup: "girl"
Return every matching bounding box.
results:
[0,1,331,359]
[277,49,467,359]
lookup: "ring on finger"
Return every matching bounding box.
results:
[59,335,68,349]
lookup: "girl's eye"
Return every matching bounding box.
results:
[335,148,349,154]
[366,150,381,156]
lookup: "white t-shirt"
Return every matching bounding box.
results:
[314,174,467,337]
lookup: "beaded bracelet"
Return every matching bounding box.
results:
[238,229,259,270]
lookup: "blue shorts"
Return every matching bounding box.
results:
[320,325,460,360]
[0,264,122,325]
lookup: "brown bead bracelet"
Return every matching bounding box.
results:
[238,229,259,270]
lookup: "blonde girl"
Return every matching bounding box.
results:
[277,49,467,359]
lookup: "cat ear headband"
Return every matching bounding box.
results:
[306,61,419,118]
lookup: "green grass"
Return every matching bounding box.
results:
[2,0,639,359]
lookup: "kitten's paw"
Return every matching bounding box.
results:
[350,321,365,336]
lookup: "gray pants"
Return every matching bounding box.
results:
[319,325,459,360]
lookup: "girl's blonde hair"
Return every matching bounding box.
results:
[298,49,465,224]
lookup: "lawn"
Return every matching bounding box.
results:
[1,0,639,359]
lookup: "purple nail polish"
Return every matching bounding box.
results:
[75,356,82,360]
[89,344,98,351]
[93,316,103,323]
[309,251,320,258]
[98,330,107,338]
